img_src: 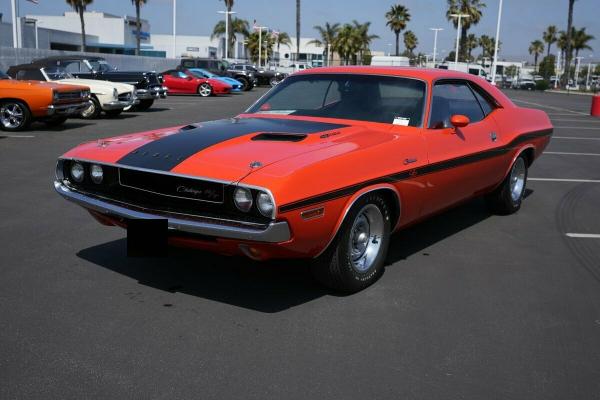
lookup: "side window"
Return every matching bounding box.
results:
[16,69,44,80]
[470,85,496,116]
[177,71,188,78]
[182,61,195,68]
[429,82,485,129]
[63,61,81,73]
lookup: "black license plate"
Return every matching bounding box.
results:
[127,218,168,257]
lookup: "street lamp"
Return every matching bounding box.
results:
[429,28,443,67]
[11,0,18,48]
[172,0,176,58]
[218,10,236,59]
[490,0,504,85]
[449,13,469,68]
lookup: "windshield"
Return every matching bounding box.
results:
[0,71,9,80]
[43,67,74,80]
[188,69,214,78]
[88,60,113,72]
[247,74,426,126]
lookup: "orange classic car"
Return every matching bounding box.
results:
[0,70,89,131]
[54,67,553,293]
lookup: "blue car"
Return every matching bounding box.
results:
[185,68,243,92]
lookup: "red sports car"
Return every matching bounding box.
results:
[162,69,231,96]
[54,67,552,293]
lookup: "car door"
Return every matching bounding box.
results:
[422,79,505,215]
[166,70,187,92]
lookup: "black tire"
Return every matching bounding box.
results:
[269,77,280,86]
[135,99,155,111]
[311,193,391,293]
[237,77,251,91]
[43,116,68,127]
[80,97,101,119]
[0,100,32,132]
[197,83,213,97]
[485,154,529,215]
[104,109,123,118]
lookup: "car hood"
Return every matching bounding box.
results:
[56,78,134,94]
[61,116,394,183]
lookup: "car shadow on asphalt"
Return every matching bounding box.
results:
[27,121,94,131]
[129,107,170,113]
[77,240,327,313]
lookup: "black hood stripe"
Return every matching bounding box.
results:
[117,118,347,171]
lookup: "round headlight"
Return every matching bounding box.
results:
[233,187,253,212]
[90,164,103,184]
[70,162,84,183]
[256,192,274,218]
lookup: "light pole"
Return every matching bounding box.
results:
[218,10,236,59]
[574,56,583,89]
[490,0,503,85]
[254,24,268,68]
[172,0,177,58]
[555,51,561,89]
[449,13,469,68]
[11,0,18,48]
[429,28,443,67]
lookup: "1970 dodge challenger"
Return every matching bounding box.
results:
[54,67,553,293]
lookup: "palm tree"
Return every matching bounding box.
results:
[385,4,411,56]
[219,0,235,57]
[403,30,418,58]
[543,25,558,57]
[479,35,493,58]
[352,20,379,65]
[131,0,147,56]
[563,0,575,86]
[529,40,544,72]
[296,0,301,61]
[65,0,93,52]
[333,24,356,65]
[275,32,292,60]
[309,23,340,66]
[212,17,250,57]
[245,31,276,64]
[465,33,478,61]
[572,27,594,59]
[446,0,486,62]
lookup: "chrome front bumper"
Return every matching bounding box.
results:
[54,181,291,243]
[136,86,168,99]
[47,101,90,116]
[103,99,136,110]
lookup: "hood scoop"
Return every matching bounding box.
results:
[251,132,307,142]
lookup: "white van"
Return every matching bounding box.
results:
[370,56,411,67]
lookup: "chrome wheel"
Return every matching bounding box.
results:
[509,157,526,203]
[348,204,385,273]
[0,103,25,129]
[199,83,212,97]
[81,100,96,118]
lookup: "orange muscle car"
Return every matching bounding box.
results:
[54,67,553,292]
[0,70,89,131]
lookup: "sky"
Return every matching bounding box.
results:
[1,0,598,63]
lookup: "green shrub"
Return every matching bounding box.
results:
[536,80,550,91]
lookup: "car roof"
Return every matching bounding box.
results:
[33,55,104,63]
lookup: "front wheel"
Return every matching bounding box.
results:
[237,77,251,91]
[486,154,528,215]
[197,83,212,97]
[136,99,154,111]
[311,194,391,293]
[0,100,32,131]
[80,97,101,119]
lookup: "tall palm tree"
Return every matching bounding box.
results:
[296,0,301,61]
[333,24,356,65]
[403,30,418,58]
[217,0,235,57]
[572,27,594,59]
[131,0,147,56]
[529,40,544,72]
[275,32,292,59]
[465,33,478,61]
[212,17,250,57]
[309,23,340,66]
[385,4,411,56]
[478,34,499,59]
[245,31,276,64]
[352,20,379,65]
[563,0,576,86]
[65,0,93,52]
[446,0,486,62]
[543,25,558,57]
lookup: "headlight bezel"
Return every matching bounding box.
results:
[256,191,275,219]
[233,187,253,213]
[90,164,104,184]
[113,88,119,98]
[70,162,85,183]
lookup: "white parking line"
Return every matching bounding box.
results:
[554,126,600,130]
[545,151,600,156]
[512,99,588,115]
[529,178,600,183]
[550,119,600,123]
[553,136,600,140]
[566,233,600,239]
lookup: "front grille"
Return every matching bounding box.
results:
[146,73,160,85]
[60,160,272,225]
[118,92,132,101]
[56,91,83,100]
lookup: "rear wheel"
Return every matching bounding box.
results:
[0,100,32,132]
[136,99,154,111]
[80,97,101,119]
[486,155,528,215]
[311,194,391,293]
[198,83,212,97]
[237,77,251,91]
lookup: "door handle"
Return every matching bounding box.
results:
[404,158,418,165]
[490,132,498,142]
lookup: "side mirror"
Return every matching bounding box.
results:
[450,114,470,128]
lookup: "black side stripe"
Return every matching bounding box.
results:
[278,128,552,213]
[117,118,348,171]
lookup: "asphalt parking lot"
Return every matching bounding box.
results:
[1,88,599,399]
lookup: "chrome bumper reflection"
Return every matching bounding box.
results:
[54,181,291,243]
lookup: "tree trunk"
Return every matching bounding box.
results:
[296,0,300,61]
[563,0,575,86]
[535,54,538,72]
[395,31,400,56]
[135,3,141,56]
[546,43,551,58]
[79,8,86,52]
[227,3,232,59]
[460,26,468,62]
